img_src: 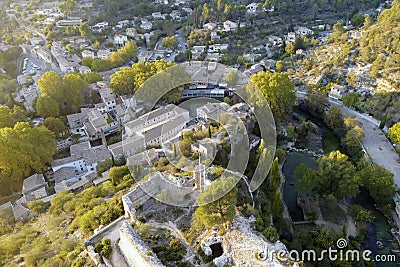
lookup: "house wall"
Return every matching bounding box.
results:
[52,159,86,173]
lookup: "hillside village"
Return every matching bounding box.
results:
[0,0,400,266]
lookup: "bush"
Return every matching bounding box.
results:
[96,158,113,175]
[348,205,373,223]
[73,256,86,267]
[94,243,103,254]
[263,226,279,243]
[28,200,48,214]
[102,244,112,258]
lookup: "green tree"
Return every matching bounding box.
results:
[341,92,360,108]
[329,22,347,44]
[348,205,373,222]
[351,13,365,28]
[44,117,67,137]
[36,95,60,118]
[388,122,400,143]
[110,67,136,95]
[81,56,94,66]
[28,200,48,214]
[346,73,357,88]
[101,238,112,258]
[108,165,130,184]
[11,106,27,123]
[316,151,359,199]
[0,106,14,128]
[324,105,345,134]
[343,120,365,159]
[286,125,298,141]
[360,163,396,206]
[275,60,284,72]
[268,157,280,191]
[79,22,90,37]
[296,163,316,193]
[96,158,113,175]
[0,122,55,184]
[91,58,111,72]
[195,176,238,228]
[271,189,284,220]
[162,36,178,51]
[117,41,138,61]
[285,42,295,56]
[38,71,63,103]
[62,72,85,110]
[248,71,296,122]
[83,72,102,84]
[305,87,328,114]
[225,69,239,86]
[263,225,279,242]
[93,41,101,49]
[312,226,333,249]
[364,16,373,27]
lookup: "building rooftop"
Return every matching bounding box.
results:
[70,141,91,157]
[25,187,49,202]
[67,108,89,124]
[54,166,76,184]
[22,173,46,194]
[81,145,111,166]
[12,196,31,221]
[144,114,187,142]
[51,156,77,169]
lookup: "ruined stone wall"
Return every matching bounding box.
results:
[118,222,165,267]
[122,174,163,218]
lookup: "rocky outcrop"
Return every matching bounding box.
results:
[210,216,300,267]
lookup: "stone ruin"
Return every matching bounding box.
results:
[201,215,300,267]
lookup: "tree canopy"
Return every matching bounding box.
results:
[388,122,400,143]
[298,150,360,200]
[248,71,296,122]
[89,41,138,72]
[110,60,175,95]
[38,71,87,115]
[226,69,239,86]
[359,163,396,207]
[43,117,67,137]
[35,94,60,118]
[195,176,238,228]
[0,122,55,184]
[162,36,178,50]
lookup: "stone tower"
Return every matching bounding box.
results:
[194,157,206,191]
